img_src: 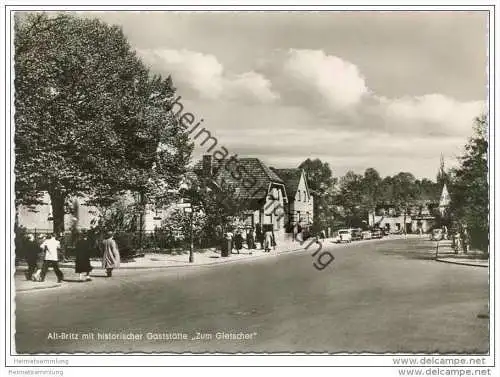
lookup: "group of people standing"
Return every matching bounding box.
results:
[218,224,277,256]
[23,231,121,283]
[437,224,471,254]
[451,225,471,254]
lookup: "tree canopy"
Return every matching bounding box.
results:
[449,115,488,251]
[15,13,192,232]
[298,158,338,231]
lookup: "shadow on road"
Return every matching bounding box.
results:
[372,238,439,260]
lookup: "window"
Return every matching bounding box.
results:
[298,191,301,201]
[303,191,307,201]
[296,211,301,222]
[265,214,273,225]
[153,207,162,220]
[244,214,254,227]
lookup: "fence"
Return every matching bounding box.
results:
[15,228,217,260]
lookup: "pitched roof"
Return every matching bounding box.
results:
[194,156,284,199]
[271,168,302,198]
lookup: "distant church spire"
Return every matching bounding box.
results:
[436,154,448,186]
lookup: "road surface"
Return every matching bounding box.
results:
[14,237,489,353]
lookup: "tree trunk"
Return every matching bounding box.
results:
[49,189,66,235]
[403,207,407,235]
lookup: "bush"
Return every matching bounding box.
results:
[114,232,136,259]
[15,226,34,261]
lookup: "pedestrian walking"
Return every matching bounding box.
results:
[75,233,93,282]
[24,234,38,281]
[215,224,223,252]
[263,228,273,253]
[293,223,299,242]
[452,231,461,254]
[461,225,470,254]
[246,227,255,253]
[39,234,64,283]
[271,229,277,250]
[31,234,46,281]
[225,230,234,254]
[442,225,448,240]
[101,231,120,277]
[255,223,263,249]
[58,232,67,262]
[234,229,243,254]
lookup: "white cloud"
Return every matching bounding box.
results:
[283,49,369,108]
[225,71,279,103]
[278,49,485,137]
[137,48,279,103]
[380,94,485,136]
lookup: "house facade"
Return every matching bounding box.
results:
[368,201,438,234]
[16,192,100,233]
[199,155,288,243]
[16,191,168,233]
[271,168,314,235]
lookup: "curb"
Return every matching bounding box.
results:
[435,258,489,268]
[16,283,61,292]
[95,246,306,270]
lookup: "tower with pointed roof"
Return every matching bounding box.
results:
[437,155,451,217]
[439,183,450,216]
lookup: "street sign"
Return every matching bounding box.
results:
[177,203,192,208]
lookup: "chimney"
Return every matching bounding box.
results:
[202,155,213,177]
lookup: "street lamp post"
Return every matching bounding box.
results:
[179,182,196,264]
[183,205,194,263]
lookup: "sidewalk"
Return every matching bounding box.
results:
[435,240,489,268]
[14,238,315,292]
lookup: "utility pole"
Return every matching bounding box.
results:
[189,206,194,263]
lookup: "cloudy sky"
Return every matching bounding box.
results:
[93,11,488,180]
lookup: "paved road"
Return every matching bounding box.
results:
[14,237,489,353]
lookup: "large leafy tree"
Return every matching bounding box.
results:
[337,170,365,226]
[335,169,382,228]
[298,158,337,232]
[361,168,382,226]
[188,170,251,244]
[449,115,488,251]
[391,172,418,233]
[15,13,192,233]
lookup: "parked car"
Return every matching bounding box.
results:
[371,229,383,239]
[430,228,444,241]
[335,229,352,243]
[351,228,363,241]
[361,230,372,240]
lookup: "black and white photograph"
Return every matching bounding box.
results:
[2,1,497,375]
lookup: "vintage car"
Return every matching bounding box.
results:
[334,229,352,243]
[361,230,372,240]
[371,228,383,239]
[350,228,363,241]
